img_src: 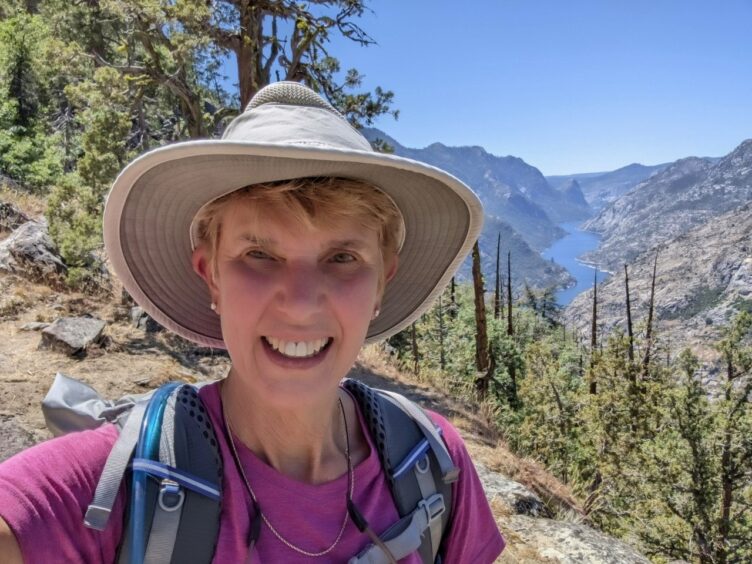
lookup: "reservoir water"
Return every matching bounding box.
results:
[542,221,606,306]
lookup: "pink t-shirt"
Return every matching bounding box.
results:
[0,381,504,562]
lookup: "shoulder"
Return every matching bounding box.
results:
[0,423,119,486]
[423,409,506,562]
[0,424,124,563]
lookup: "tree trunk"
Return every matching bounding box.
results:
[590,268,598,394]
[624,264,634,365]
[506,251,513,337]
[494,233,501,319]
[236,1,264,109]
[411,322,419,375]
[506,250,517,402]
[472,241,490,397]
[449,276,457,319]
[717,358,735,564]
[641,254,658,379]
[438,295,445,370]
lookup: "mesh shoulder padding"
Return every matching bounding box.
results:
[343,378,454,563]
[168,385,222,564]
[246,81,342,117]
[117,384,222,564]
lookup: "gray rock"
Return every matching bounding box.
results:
[130,306,164,333]
[476,462,552,518]
[39,316,106,356]
[0,201,30,233]
[0,417,37,463]
[506,514,649,563]
[20,321,50,331]
[0,220,67,282]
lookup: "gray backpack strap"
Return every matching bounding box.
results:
[41,376,222,564]
[143,392,183,564]
[117,384,223,564]
[39,372,149,531]
[377,390,459,484]
[84,400,149,530]
[343,379,457,564]
[349,492,446,564]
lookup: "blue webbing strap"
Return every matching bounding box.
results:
[131,459,221,501]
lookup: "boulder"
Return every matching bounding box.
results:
[130,306,164,333]
[0,220,66,282]
[39,316,106,356]
[0,202,30,233]
[505,514,649,563]
[476,462,552,518]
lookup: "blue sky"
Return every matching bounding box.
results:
[319,1,752,175]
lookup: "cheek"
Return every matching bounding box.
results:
[330,269,381,318]
[218,261,274,298]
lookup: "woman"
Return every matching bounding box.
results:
[0,82,504,562]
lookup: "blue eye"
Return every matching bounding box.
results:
[331,252,356,263]
[247,249,272,259]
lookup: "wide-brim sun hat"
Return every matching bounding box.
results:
[104,81,483,348]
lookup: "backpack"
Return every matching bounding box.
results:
[42,373,459,564]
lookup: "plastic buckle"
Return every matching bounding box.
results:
[418,493,445,524]
[158,479,185,512]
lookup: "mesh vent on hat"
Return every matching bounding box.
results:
[246,81,342,117]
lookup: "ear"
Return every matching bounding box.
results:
[384,253,399,286]
[192,245,219,304]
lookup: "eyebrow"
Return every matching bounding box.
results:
[237,234,369,250]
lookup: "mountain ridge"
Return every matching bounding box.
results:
[580,139,752,272]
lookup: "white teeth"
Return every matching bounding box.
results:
[265,337,329,358]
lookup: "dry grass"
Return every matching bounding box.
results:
[0,184,46,220]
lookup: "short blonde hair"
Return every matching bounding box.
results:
[193,176,404,287]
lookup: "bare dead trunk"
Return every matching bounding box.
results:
[494,233,501,319]
[411,322,419,375]
[438,295,445,370]
[449,276,457,318]
[506,251,513,337]
[472,242,490,398]
[624,264,634,365]
[590,268,598,394]
[641,254,658,379]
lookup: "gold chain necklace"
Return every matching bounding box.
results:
[221,390,354,558]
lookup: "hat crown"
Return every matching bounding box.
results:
[222,81,372,152]
[246,81,342,117]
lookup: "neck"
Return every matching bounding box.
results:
[221,371,360,484]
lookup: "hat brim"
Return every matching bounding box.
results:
[104,141,483,348]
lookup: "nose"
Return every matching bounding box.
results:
[275,261,324,320]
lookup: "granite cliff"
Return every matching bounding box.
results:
[580,140,752,272]
[564,203,752,375]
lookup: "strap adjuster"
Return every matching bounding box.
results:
[158,479,185,512]
[419,493,445,524]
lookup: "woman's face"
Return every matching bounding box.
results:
[194,200,394,408]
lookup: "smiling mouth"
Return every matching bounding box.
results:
[263,336,333,358]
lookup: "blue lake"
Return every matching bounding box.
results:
[542,221,608,306]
